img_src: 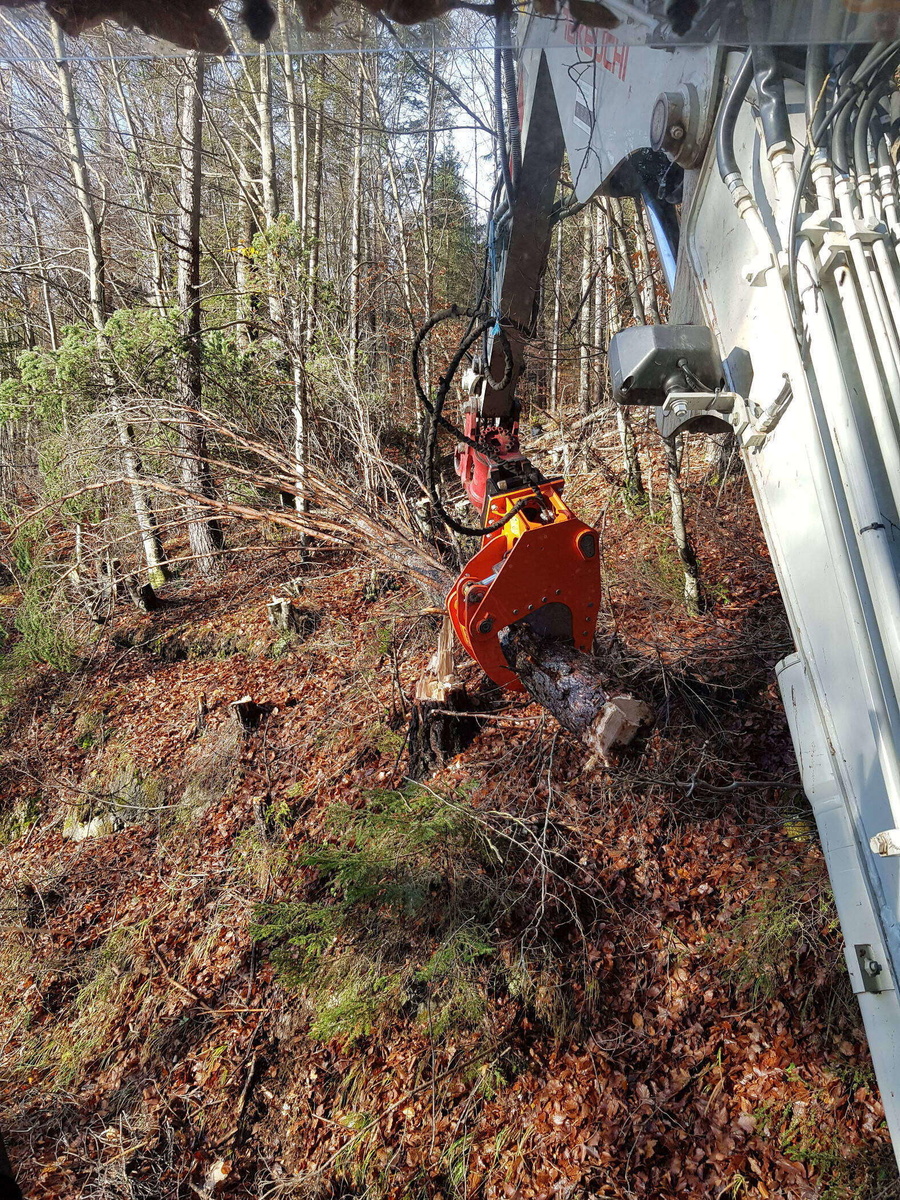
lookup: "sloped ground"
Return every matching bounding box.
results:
[0,467,897,1200]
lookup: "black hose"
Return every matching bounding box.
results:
[715,51,755,180]
[494,14,516,205]
[832,88,857,175]
[412,306,510,427]
[890,89,900,141]
[752,45,792,151]
[830,44,872,173]
[805,44,828,126]
[500,31,521,186]
[424,323,543,538]
[854,84,888,178]
[411,307,545,539]
[874,104,892,171]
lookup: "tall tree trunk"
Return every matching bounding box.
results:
[107,50,168,313]
[349,53,365,375]
[663,434,702,614]
[258,45,278,228]
[608,196,645,325]
[235,162,261,348]
[12,137,58,351]
[634,199,660,324]
[578,203,593,416]
[306,101,323,347]
[278,0,303,226]
[598,200,644,506]
[549,219,563,416]
[363,58,414,329]
[300,60,310,235]
[52,19,105,330]
[51,18,169,586]
[176,53,224,576]
[279,1,309,518]
[592,201,606,405]
[258,39,283,327]
[420,55,438,398]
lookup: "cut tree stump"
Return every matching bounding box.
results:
[408,616,479,780]
[267,595,303,634]
[230,695,264,734]
[500,623,653,764]
[401,552,651,769]
[267,596,319,639]
[75,557,157,619]
[123,573,158,613]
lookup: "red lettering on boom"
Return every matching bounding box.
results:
[563,10,628,81]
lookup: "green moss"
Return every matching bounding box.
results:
[0,793,41,845]
[753,1094,896,1199]
[111,620,261,663]
[253,785,520,1042]
[721,865,841,1004]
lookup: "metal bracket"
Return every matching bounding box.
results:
[856,944,887,994]
[663,390,736,418]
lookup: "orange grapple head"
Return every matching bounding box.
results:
[447,480,602,691]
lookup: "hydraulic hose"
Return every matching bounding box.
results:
[874,106,892,171]
[805,44,828,122]
[889,90,900,145]
[715,50,754,180]
[831,45,873,174]
[854,84,888,180]
[832,88,857,176]
[787,41,900,332]
[500,22,521,187]
[494,13,516,205]
[752,45,792,151]
[411,308,546,539]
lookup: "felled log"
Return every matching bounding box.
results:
[500,623,653,764]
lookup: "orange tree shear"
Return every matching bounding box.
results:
[413,307,602,692]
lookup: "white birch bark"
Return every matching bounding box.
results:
[50,18,168,586]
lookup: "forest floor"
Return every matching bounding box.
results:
[1,457,898,1200]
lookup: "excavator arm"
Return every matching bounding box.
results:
[446,52,605,690]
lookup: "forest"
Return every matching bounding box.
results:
[0,2,897,1197]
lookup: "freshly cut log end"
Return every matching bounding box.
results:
[587,695,655,765]
[500,623,653,763]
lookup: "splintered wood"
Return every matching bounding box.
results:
[415,615,462,705]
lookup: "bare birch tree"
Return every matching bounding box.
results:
[176,52,224,575]
[50,17,169,586]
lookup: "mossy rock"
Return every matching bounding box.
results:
[111,620,263,661]
[65,745,166,839]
